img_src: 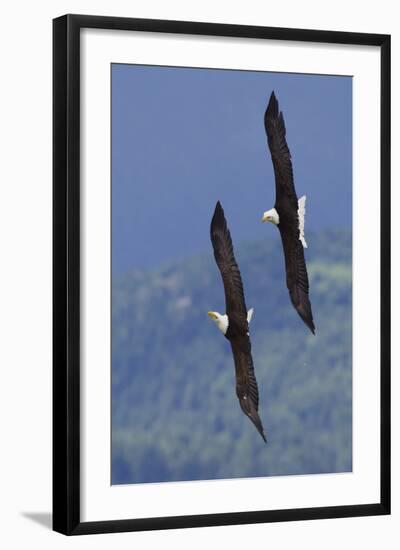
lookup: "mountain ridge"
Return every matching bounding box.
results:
[112,229,352,484]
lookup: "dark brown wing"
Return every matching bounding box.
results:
[279,225,315,334]
[265,92,315,334]
[211,202,266,442]
[264,91,298,208]
[231,338,266,443]
[210,201,247,323]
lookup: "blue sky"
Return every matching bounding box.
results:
[112,64,352,274]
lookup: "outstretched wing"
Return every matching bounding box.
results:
[231,339,266,443]
[279,227,315,334]
[264,91,298,208]
[265,92,315,334]
[210,201,248,322]
[211,201,267,442]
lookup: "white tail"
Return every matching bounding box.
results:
[247,308,254,323]
[298,195,307,248]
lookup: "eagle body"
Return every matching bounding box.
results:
[209,201,267,443]
[263,91,315,334]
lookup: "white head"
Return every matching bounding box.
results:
[207,311,229,335]
[262,208,280,225]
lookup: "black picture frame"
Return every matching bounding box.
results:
[53,14,391,536]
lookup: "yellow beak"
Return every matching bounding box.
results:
[207,311,217,319]
[262,214,269,223]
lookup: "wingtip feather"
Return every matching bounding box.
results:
[214,200,224,216]
[254,420,268,444]
[211,201,225,230]
[257,424,267,444]
[265,90,279,120]
[305,317,316,335]
[260,430,267,444]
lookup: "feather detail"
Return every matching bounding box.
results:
[298,195,307,248]
[247,308,254,324]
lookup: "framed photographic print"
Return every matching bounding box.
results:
[53,14,390,535]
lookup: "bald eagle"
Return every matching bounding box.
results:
[208,201,267,443]
[262,91,315,335]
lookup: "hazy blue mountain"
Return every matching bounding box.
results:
[112,229,352,484]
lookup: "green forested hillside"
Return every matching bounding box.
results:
[112,229,352,484]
